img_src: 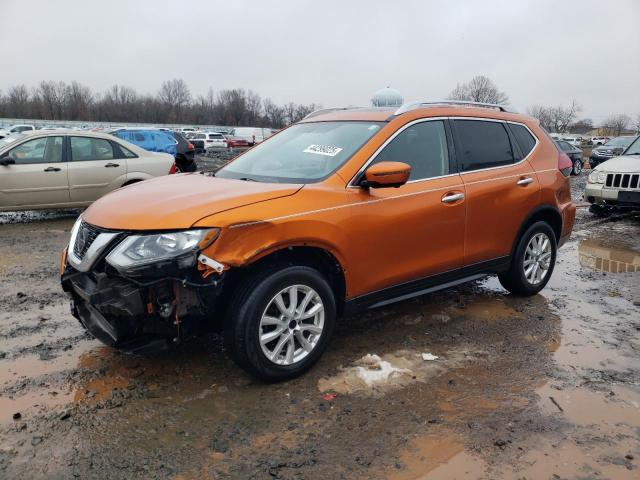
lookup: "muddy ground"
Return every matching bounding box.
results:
[0,173,638,479]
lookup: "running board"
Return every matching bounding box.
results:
[368,274,487,309]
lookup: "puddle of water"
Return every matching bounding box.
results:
[0,389,75,422]
[538,383,640,427]
[384,430,485,480]
[0,338,100,383]
[579,238,640,273]
[448,297,522,323]
[504,436,639,480]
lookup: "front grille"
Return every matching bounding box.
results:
[73,221,102,259]
[605,173,640,190]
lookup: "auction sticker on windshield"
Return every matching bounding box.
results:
[303,145,343,157]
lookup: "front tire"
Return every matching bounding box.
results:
[498,222,557,296]
[589,204,610,217]
[572,159,582,175]
[224,266,336,381]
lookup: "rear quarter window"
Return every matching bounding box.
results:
[509,123,537,158]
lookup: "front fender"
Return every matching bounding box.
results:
[201,218,351,275]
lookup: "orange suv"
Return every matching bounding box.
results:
[61,101,576,380]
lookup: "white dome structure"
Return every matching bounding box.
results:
[371,87,404,107]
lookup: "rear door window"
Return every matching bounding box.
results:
[70,137,115,161]
[453,120,515,172]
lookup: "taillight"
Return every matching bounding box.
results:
[187,143,195,151]
[558,151,573,177]
[169,163,177,174]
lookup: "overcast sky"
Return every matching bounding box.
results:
[1,0,638,124]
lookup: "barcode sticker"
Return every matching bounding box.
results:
[303,144,343,157]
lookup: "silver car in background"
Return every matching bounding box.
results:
[0,130,174,211]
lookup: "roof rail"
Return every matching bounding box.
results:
[303,107,351,120]
[394,101,514,115]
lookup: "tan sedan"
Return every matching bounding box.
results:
[0,130,175,211]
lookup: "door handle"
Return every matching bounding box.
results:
[517,177,534,186]
[441,193,465,204]
[105,162,120,168]
[44,167,61,172]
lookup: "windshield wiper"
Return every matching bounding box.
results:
[238,177,257,182]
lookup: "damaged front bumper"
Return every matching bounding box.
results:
[61,223,227,352]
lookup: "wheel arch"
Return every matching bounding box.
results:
[122,178,143,187]
[511,205,562,257]
[222,244,347,316]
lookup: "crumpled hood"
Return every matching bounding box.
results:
[593,155,640,173]
[82,174,303,230]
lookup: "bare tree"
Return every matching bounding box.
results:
[633,114,640,134]
[158,79,191,122]
[263,98,285,128]
[5,85,31,118]
[66,81,93,120]
[0,80,322,128]
[36,81,68,120]
[601,114,631,136]
[245,90,263,126]
[448,75,509,105]
[569,118,593,134]
[216,89,247,125]
[527,100,581,132]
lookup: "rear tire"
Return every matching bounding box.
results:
[224,266,336,381]
[499,222,557,296]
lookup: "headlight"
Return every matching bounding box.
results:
[588,171,606,184]
[106,228,219,269]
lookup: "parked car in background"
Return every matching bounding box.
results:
[203,131,227,150]
[561,136,583,147]
[111,128,196,172]
[590,136,609,146]
[585,136,640,215]
[8,124,36,134]
[186,132,207,153]
[223,135,249,148]
[0,124,35,139]
[229,127,273,145]
[555,140,583,175]
[0,130,174,211]
[589,136,637,168]
[60,102,575,380]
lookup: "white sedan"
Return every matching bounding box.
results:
[0,130,174,211]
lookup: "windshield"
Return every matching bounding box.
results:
[216,121,384,183]
[624,137,640,155]
[604,136,635,147]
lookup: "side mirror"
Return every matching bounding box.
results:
[0,154,15,166]
[361,161,411,188]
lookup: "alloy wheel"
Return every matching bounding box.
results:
[259,284,325,365]
[523,233,552,285]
